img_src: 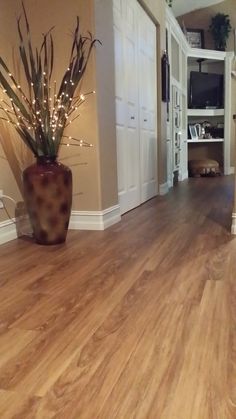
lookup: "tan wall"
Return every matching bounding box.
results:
[178,0,235,51]
[0,0,102,221]
[0,0,167,224]
[178,0,236,167]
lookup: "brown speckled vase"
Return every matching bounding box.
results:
[23,156,72,245]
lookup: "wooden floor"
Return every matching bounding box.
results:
[0,176,236,418]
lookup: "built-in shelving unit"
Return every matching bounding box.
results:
[187,139,224,143]
[165,5,233,186]
[166,6,189,187]
[187,51,233,175]
[188,109,225,117]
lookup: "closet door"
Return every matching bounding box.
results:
[113,0,140,214]
[137,3,157,203]
[113,0,157,214]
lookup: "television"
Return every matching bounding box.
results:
[189,71,224,109]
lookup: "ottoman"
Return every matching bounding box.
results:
[188,159,220,177]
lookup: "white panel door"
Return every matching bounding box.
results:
[113,0,140,214]
[113,0,157,214]
[137,3,157,203]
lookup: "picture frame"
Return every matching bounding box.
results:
[189,124,198,140]
[186,29,205,49]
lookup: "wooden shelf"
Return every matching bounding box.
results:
[188,109,224,117]
[187,139,224,143]
[188,49,227,61]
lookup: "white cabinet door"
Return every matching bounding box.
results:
[113,0,157,214]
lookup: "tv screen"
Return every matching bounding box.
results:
[189,71,224,109]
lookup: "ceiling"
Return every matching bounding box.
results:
[172,0,225,17]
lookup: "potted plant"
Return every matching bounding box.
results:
[0,3,100,245]
[209,13,232,51]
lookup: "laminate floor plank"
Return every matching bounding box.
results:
[0,177,235,418]
[98,303,197,419]
[0,329,39,369]
[0,389,41,419]
[0,290,45,332]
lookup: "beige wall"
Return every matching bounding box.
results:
[0,0,102,220]
[178,0,236,167]
[0,0,167,224]
[178,0,235,51]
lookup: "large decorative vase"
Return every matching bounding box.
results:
[23,156,72,245]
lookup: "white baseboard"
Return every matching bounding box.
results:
[179,171,189,181]
[231,213,236,235]
[159,182,169,196]
[0,219,17,245]
[228,167,235,175]
[0,205,121,242]
[69,204,121,231]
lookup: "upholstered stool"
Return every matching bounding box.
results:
[188,159,220,177]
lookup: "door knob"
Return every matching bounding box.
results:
[131,116,135,120]
[144,119,147,122]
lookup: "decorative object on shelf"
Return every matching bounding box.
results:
[0,3,100,245]
[210,123,224,139]
[195,123,205,139]
[209,13,232,51]
[188,159,221,177]
[161,51,170,103]
[186,29,205,49]
[203,133,213,140]
[202,121,212,138]
[189,124,198,140]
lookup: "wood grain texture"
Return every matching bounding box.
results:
[0,176,236,418]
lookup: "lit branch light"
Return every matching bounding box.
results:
[0,2,101,157]
[62,135,93,148]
